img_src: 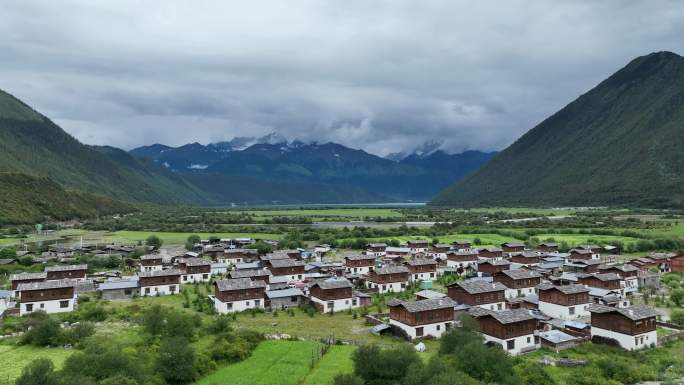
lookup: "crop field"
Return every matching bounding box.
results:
[301,345,355,385]
[192,340,321,385]
[0,344,73,381]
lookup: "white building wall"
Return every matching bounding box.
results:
[214,297,264,314]
[623,277,639,294]
[539,301,590,320]
[591,327,657,350]
[219,257,243,265]
[446,260,477,270]
[482,333,539,355]
[140,284,179,297]
[20,298,75,316]
[475,302,506,311]
[181,273,211,283]
[409,271,437,282]
[346,266,372,275]
[271,273,304,282]
[365,251,386,257]
[140,265,163,273]
[310,296,358,313]
[504,286,537,299]
[389,319,453,340]
[367,281,408,294]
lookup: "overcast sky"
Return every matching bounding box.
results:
[1,1,683,156]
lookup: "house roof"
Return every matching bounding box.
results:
[478,247,503,252]
[269,258,305,268]
[499,269,542,280]
[415,289,446,299]
[502,242,525,248]
[99,279,139,290]
[449,280,506,293]
[453,240,471,245]
[265,288,304,299]
[229,269,270,279]
[139,269,181,278]
[17,279,76,291]
[539,242,559,247]
[570,249,593,255]
[599,264,638,273]
[10,272,47,281]
[587,304,657,320]
[235,262,260,270]
[178,257,212,266]
[260,253,291,261]
[374,265,409,275]
[537,283,589,294]
[469,307,535,324]
[215,278,267,291]
[367,243,387,248]
[539,329,577,344]
[407,240,429,244]
[388,297,456,312]
[586,273,622,282]
[406,258,437,266]
[312,279,353,290]
[478,259,510,266]
[45,264,87,272]
[510,251,539,259]
[346,255,376,261]
[447,250,479,257]
[386,247,410,253]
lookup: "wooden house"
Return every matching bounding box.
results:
[469,307,539,355]
[17,279,76,316]
[538,243,559,253]
[427,244,452,260]
[407,240,430,254]
[344,255,376,275]
[502,242,525,255]
[446,251,479,271]
[213,278,266,313]
[45,264,87,281]
[588,304,657,350]
[538,284,590,320]
[388,297,457,339]
[405,258,437,282]
[309,279,358,313]
[494,269,542,299]
[267,258,305,281]
[138,269,181,296]
[139,255,163,272]
[178,258,212,283]
[478,247,504,260]
[447,280,506,310]
[366,266,410,293]
[452,240,471,251]
[509,252,541,266]
[477,260,511,275]
[229,269,271,285]
[365,243,387,257]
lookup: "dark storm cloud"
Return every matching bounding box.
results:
[1,1,683,155]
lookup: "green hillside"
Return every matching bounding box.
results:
[0,90,207,204]
[432,51,684,208]
[0,173,133,224]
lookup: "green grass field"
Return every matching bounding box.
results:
[530,233,643,247]
[192,340,321,385]
[101,231,283,245]
[0,344,73,381]
[301,345,355,385]
[452,207,577,216]
[234,208,405,219]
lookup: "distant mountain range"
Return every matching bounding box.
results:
[130,135,496,202]
[432,51,684,208]
[0,88,494,223]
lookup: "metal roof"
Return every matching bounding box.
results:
[265,288,304,299]
[450,280,506,293]
[539,330,577,344]
[99,279,139,290]
[17,279,76,291]
[215,278,267,291]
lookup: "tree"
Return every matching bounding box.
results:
[515,362,557,385]
[0,245,17,259]
[185,234,200,251]
[333,374,364,385]
[61,340,144,383]
[670,288,684,306]
[98,375,139,385]
[439,315,482,355]
[156,336,197,384]
[16,358,59,385]
[353,344,420,385]
[21,312,61,346]
[145,235,163,249]
[671,309,684,326]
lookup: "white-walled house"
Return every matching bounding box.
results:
[447,280,506,311]
[366,266,410,293]
[309,279,358,313]
[538,284,591,320]
[494,269,542,299]
[138,269,181,297]
[178,257,212,283]
[213,278,267,313]
[344,255,376,275]
[139,255,163,272]
[469,307,540,355]
[405,258,438,282]
[17,279,76,316]
[388,297,457,340]
[589,304,658,350]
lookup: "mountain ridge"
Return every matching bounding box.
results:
[432,51,684,208]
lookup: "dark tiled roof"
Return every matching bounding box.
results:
[179,258,212,266]
[450,280,506,293]
[375,265,409,275]
[215,278,266,291]
[269,258,305,268]
[587,304,657,320]
[388,297,456,312]
[406,258,437,266]
[229,269,270,279]
[499,269,542,280]
[537,283,589,294]
[503,243,525,248]
[45,264,87,272]
[469,307,535,324]
[139,269,181,278]
[479,260,510,266]
[140,254,163,260]
[479,247,503,252]
[346,255,376,261]
[17,279,75,291]
[11,272,47,281]
[313,279,353,290]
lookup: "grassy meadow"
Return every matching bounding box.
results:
[0,344,73,381]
